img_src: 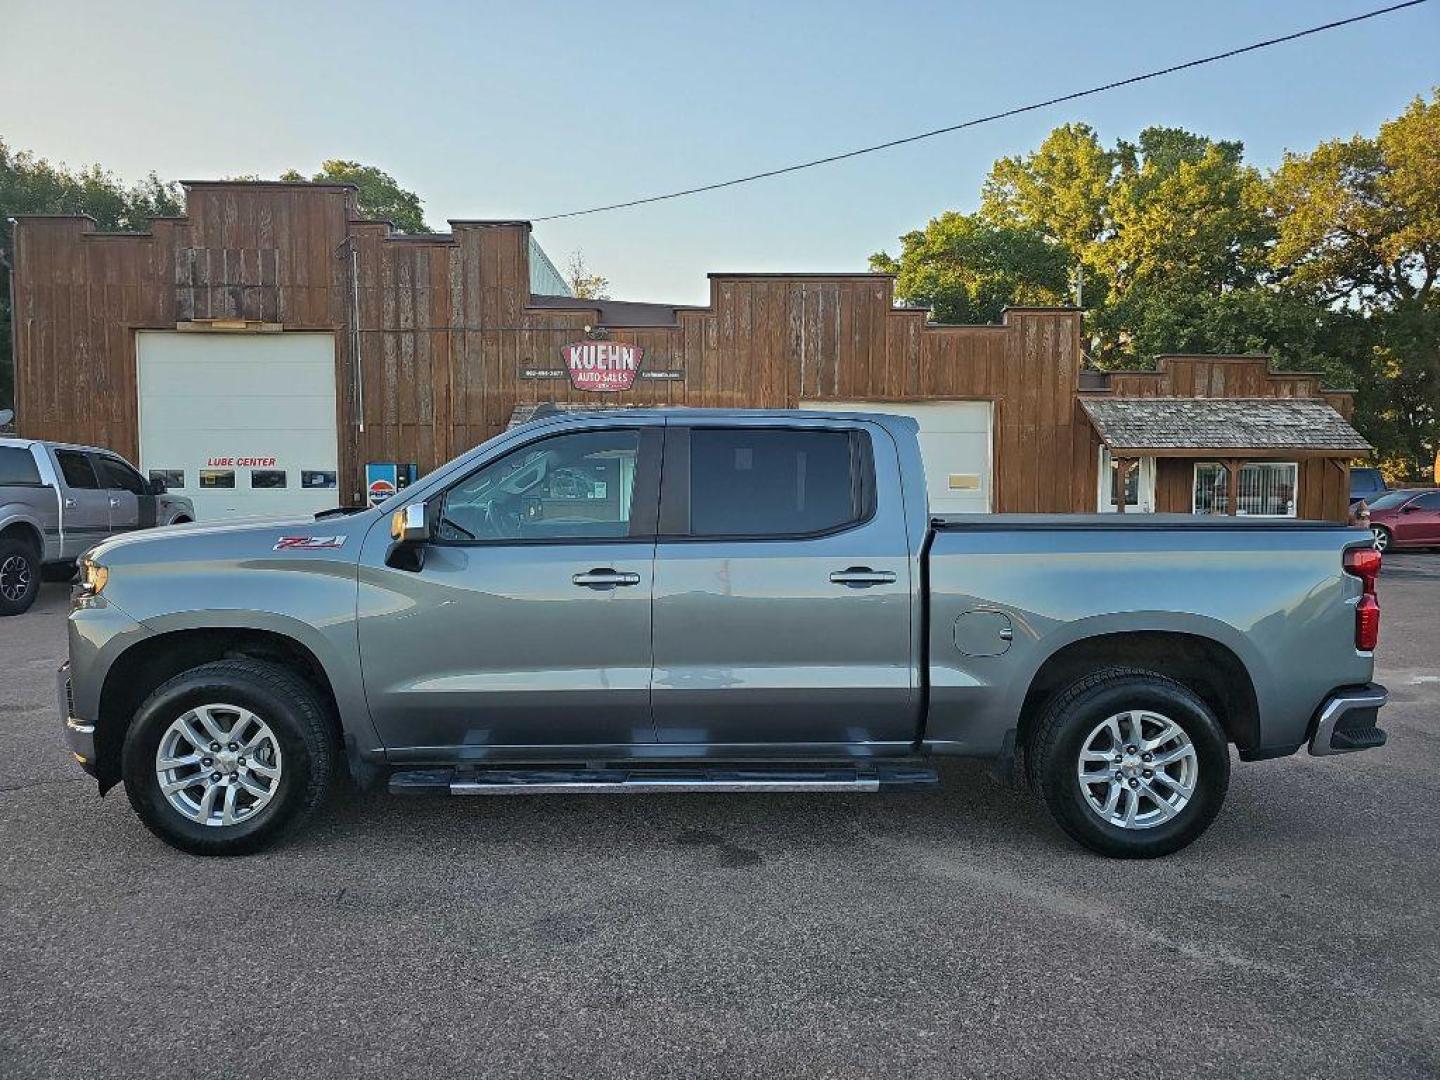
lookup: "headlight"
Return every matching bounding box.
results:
[77,558,108,597]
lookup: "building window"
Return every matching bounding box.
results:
[251,469,288,489]
[199,469,236,489]
[1097,448,1155,512]
[149,469,184,491]
[1193,462,1298,517]
[301,471,337,489]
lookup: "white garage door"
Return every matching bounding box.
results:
[137,332,339,521]
[800,400,993,513]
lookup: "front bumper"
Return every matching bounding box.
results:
[1308,683,1388,756]
[58,661,99,777]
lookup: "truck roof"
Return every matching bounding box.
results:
[0,435,112,453]
[519,406,920,431]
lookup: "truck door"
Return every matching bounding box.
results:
[356,423,663,753]
[651,421,917,751]
[91,453,155,534]
[49,449,111,560]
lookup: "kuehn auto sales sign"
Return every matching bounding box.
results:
[562,341,643,392]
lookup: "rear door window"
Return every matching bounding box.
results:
[0,447,43,486]
[54,449,99,489]
[685,428,870,538]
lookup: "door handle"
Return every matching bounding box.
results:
[572,568,642,589]
[829,567,898,587]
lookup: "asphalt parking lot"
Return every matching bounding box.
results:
[2,557,1438,1080]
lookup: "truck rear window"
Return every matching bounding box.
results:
[0,447,43,486]
[688,428,868,538]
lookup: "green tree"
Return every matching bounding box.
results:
[281,160,430,233]
[869,211,1070,324]
[1270,91,1440,479]
[981,122,1116,275]
[0,139,183,410]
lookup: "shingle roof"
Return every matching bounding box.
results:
[1080,397,1372,453]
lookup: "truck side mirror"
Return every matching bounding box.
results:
[148,477,167,495]
[390,501,433,544]
[385,500,434,571]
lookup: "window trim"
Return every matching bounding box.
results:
[658,424,878,543]
[1191,460,1299,518]
[429,425,662,548]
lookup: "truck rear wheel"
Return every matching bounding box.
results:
[1029,668,1230,858]
[0,537,40,616]
[121,659,335,855]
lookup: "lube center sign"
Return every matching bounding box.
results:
[562,341,643,392]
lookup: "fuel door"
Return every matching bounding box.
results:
[953,609,1014,657]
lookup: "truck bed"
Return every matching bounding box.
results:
[922,513,1371,760]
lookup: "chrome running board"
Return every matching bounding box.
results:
[389,764,938,796]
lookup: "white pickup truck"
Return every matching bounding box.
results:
[0,437,194,615]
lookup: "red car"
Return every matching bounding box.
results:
[1367,488,1440,552]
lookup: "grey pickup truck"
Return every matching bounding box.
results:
[1,437,194,616]
[59,409,1387,858]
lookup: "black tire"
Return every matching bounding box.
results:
[1029,667,1230,859]
[0,537,41,616]
[121,659,336,855]
[1371,525,1391,552]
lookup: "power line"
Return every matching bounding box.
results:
[532,0,1431,222]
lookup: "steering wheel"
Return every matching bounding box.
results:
[481,501,521,539]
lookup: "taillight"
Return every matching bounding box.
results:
[1344,546,1382,651]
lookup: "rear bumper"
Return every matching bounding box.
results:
[1308,683,1388,756]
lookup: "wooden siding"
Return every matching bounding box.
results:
[12,183,1087,511]
[9,182,1347,518]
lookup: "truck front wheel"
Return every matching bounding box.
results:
[121,659,335,855]
[1030,668,1230,858]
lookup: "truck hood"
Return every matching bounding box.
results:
[86,512,376,566]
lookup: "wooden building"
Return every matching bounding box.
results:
[9,180,1369,520]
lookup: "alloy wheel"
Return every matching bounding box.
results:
[1076,710,1198,829]
[0,554,32,603]
[1371,527,1389,551]
[154,704,283,827]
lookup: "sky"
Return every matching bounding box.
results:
[2,0,1436,304]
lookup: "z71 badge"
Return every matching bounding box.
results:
[273,535,347,551]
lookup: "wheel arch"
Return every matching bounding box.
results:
[0,516,45,556]
[94,626,342,794]
[1016,629,1261,760]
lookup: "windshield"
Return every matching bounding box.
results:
[1367,490,1417,510]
